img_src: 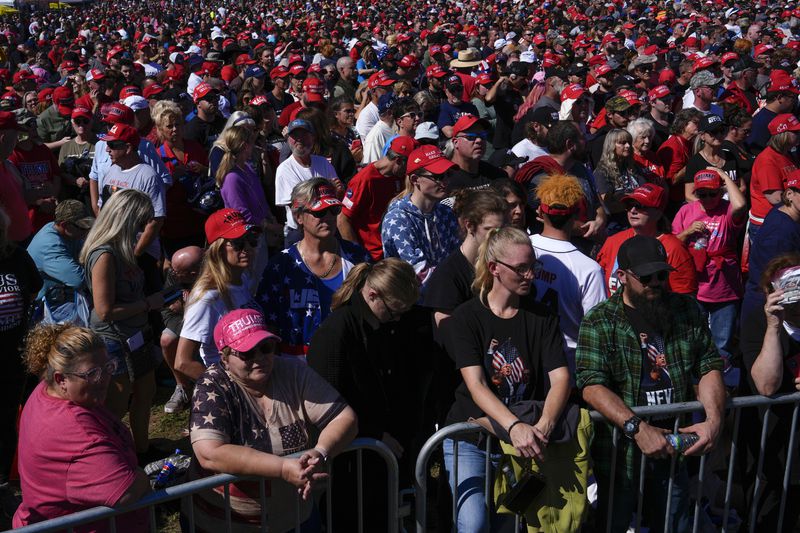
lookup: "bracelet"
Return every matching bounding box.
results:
[313,447,329,463]
[507,420,523,436]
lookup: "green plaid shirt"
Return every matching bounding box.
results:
[575,290,722,482]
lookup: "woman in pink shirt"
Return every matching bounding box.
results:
[673,169,747,367]
[13,324,149,532]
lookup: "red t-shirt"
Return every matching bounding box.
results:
[9,143,60,232]
[656,134,691,205]
[0,163,32,242]
[157,140,209,240]
[13,381,147,532]
[750,146,797,224]
[596,228,698,296]
[341,163,403,260]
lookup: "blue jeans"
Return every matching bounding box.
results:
[442,438,512,533]
[700,300,741,386]
[597,458,692,533]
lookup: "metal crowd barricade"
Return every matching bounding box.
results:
[8,438,399,533]
[413,392,800,533]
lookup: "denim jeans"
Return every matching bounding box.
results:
[442,438,512,533]
[596,458,692,533]
[699,300,741,386]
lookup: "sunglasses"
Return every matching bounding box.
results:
[400,112,422,119]
[305,205,342,218]
[107,140,129,150]
[495,259,538,278]
[64,360,118,384]
[416,172,449,184]
[230,341,275,362]
[631,270,669,285]
[227,233,259,251]
[457,131,489,141]
[626,202,649,211]
[73,118,90,125]
[696,190,720,199]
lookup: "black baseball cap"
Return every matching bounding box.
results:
[530,106,559,129]
[617,235,674,277]
[699,113,726,133]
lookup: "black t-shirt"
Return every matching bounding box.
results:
[624,305,676,429]
[492,85,523,150]
[266,91,295,118]
[650,115,671,151]
[424,249,474,345]
[445,297,566,425]
[685,151,739,189]
[184,114,226,151]
[721,140,755,187]
[0,246,43,376]
[447,160,507,194]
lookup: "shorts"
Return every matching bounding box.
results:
[103,335,162,382]
[161,308,184,336]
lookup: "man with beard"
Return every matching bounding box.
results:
[576,235,725,533]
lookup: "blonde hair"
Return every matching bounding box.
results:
[331,258,419,311]
[214,124,253,187]
[596,128,633,190]
[290,177,329,222]
[472,227,533,302]
[80,189,154,268]
[769,131,797,154]
[152,100,183,133]
[24,323,106,384]
[188,239,238,310]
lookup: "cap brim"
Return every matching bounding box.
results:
[304,93,324,102]
[229,329,281,353]
[421,158,458,174]
[306,195,343,211]
[630,261,675,277]
[217,223,254,242]
[57,105,73,116]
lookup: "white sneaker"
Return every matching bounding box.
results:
[164,385,189,414]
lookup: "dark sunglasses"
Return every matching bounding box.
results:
[73,118,90,125]
[495,259,538,278]
[415,171,449,184]
[228,233,259,251]
[305,205,342,218]
[631,270,669,284]
[457,131,489,141]
[107,140,129,150]
[400,112,422,119]
[626,202,648,211]
[230,341,275,361]
[697,190,720,199]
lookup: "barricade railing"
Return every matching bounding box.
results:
[414,391,800,533]
[8,438,399,533]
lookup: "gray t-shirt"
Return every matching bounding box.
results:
[86,245,147,341]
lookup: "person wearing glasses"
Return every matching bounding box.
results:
[382,145,460,287]
[186,308,357,533]
[13,324,149,531]
[685,114,743,202]
[577,234,725,533]
[176,208,263,381]
[721,108,754,190]
[307,258,424,531]
[672,169,746,375]
[447,115,507,203]
[442,226,570,533]
[258,179,370,360]
[338,136,415,260]
[58,107,97,204]
[184,82,226,151]
[328,96,362,164]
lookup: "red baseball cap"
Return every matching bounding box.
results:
[85,69,105,82]
[270,65,290,78]
[71,107,92,120]
[368,70,394,89]
[0,111,25,130]
[250,95,270,107]
[754,44,774,58]
[595,64,613,77]
[119,86,141,100]
[475,73,494,85]
[721,52,739,65]
[692,56,718,73]
[407,145,457,175]
[103,123,140,146]
[767,71,800,94]
[205,208,256,243]
[622,183,666,210]
[561,83,586,101]
[289,64,306,76]
[389,135,417,157]
[193,82,217,103]
[452,114,490,137]
[693,169,722,190]
[648,85,672,101]
[302,77,325,102]
[398,55,418,69]
[291,182,342,212]
[786,169,800,190]
[769,113,800,135]
[213,308,281,353]
[142,84,165,99]
[52,86,74,116]
[102,102,135,125]
[12,70,34,85]
[235,53,257,67]
[426,65,449,79]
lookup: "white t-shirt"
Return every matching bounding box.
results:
[274,155,339,229]
[511,139,548,163]
[181,274,261,366]
[361,120,395,165]
[529,234,607,375]
[355,101,380,139]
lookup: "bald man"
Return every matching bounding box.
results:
[161,246,203,414]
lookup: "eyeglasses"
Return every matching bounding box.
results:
[630,270,669,285]
[696,190,721,199]
[456,131,489,141]
[107,140,128,150]
[304,205,342,218]
[416,172,449,184]
[73,118,90,125]
[379,295,402,321]
[400,112,422,119]
[227,233,259,251]
[230,342,275,362]
[495,259,538,278]
[64,360,118,384]
[626,202,650,211]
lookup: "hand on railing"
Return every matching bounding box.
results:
[633,422,674,459]
[280,455,328,501]
[509,422,546,460]
[677,419,721,456]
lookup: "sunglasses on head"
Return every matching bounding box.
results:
[696,189,720,199]
[228,233,259,251]
[230,341,275,361]
[305,205,342,218]
[107,140,128,150]
[631,270,669,284]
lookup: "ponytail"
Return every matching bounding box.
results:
[472,227,532,303]
[331,258,419,311]
[24,323,106,383]
[331,262,373,310]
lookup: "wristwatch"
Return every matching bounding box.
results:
[622,415,641,440]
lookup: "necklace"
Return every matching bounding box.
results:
[298,242,339,279]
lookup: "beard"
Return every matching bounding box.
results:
[626,286,673,334]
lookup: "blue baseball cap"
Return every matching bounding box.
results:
[245,65,266,79]
[286,118,315,135]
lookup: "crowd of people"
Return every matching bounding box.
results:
[0,0,800,531]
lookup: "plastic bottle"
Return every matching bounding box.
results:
[153,449,182,488]
[665,433,700,453]
[694,235,708,250]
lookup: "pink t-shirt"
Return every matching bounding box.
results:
[672,200,745,303]
[13,381,147,533]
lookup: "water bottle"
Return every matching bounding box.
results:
[665,433,700,454]
[694,236,708,250]
[153,449,181,488]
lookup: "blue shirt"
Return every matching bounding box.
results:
[746,107,777,152]
[437,100,480,132]
[26,222,84,299]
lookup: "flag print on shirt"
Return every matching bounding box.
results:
[486,337,530,405]
[0,273,24,330]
